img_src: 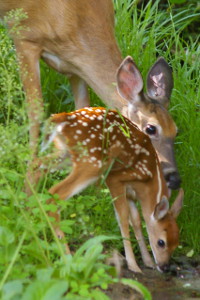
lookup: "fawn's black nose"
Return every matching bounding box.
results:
[159,263,170,273]
[165,172,181,190]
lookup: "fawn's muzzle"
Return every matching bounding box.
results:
[158,263,170,273]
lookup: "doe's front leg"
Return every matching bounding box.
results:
[15,40,43,157]
[15,40,45,193]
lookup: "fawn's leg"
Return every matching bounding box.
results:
[126,186,154,268]
[106,176,142,273]
[48,163,99,252]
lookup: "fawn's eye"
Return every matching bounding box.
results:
[157,239,165,248]
[145,124,157,135]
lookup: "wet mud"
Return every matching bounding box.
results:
[106,256,200,300]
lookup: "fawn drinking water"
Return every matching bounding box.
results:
[41,107,183,273]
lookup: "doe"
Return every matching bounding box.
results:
[0,0,181,190]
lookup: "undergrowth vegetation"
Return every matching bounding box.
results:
[0,0,200,299]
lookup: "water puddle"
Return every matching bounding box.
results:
[106,256,200,299]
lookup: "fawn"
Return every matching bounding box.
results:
[41,106,183,273]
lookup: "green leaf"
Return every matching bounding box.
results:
[21,280,68,300]
[121,278,152,300]
[60,220,75,234]
[79,284,90,297]
[70,280,79,292]
[0,244,16,264]
[43,203,58,213]
[100,282,108,290]
[0,226,15,245]
[22,242,47,263]
[74,235,117,258]
[90,289,111,300]
[65,294,87,300]
[2,280,23,300]
[3,170,20,182]
[186,249,194,257]
[36,268,54,282]
[42,281,68,300]
[38,193,52,202]
[83,245,104,278]
[0,189,11,200]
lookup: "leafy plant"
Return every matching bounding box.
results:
[0,236,151,300]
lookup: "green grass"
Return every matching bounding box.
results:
[0,0,200,298]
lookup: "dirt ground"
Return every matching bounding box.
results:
[105,256,200,300]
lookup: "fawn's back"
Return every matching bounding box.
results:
[49,107,157,180]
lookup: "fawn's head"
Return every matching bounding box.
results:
[116,56,181,190]
[146,189,184,272]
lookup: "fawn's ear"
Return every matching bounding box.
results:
[146,57,173,109]
[153,196,169,220]
[170,188,184,218]
[116,56,143,102]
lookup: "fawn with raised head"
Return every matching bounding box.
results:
[0,0,181,190]
[42,106,183,273]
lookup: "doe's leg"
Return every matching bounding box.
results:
[15,40,43,157]
[15,40,44,193]
[69,75,90,109]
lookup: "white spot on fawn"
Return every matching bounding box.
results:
[70,122,77,127]
[91,156,97,161]
[76,130,82,135]
[97,160,102,168]
[68,114,76,120]
[56,122,68,133]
